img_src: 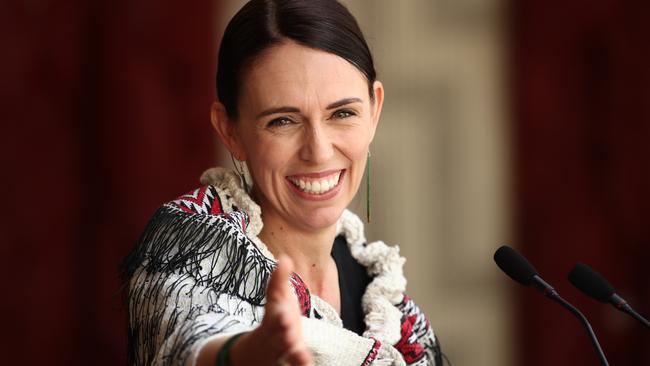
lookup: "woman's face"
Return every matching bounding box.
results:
[216,41,384,232]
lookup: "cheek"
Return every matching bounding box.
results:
[335,130,371,194]
[245,138,294,181]
[337,128,372,162]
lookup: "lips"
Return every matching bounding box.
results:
[287,170,343,195]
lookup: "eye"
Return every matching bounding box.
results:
[331,109,357,119]
[267,117,294,127]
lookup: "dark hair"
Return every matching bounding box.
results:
[217,0,377,119]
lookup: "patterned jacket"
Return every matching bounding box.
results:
[121,167,442,366]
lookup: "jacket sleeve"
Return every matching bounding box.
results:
[126,268,260,365]
[393,295,443,366]
[121,203,274,366]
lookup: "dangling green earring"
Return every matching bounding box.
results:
[366,150,371,223]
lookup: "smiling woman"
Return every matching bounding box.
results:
[120,1,443,366]
[216,42,381,233]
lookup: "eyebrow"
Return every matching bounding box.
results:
[256,106,300,119]
[255,97,363,119]
[326,97,363,110]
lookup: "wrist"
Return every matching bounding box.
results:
[215,332,248,366]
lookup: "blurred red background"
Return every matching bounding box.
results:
[1,1,216,364]
[512,0,650,364]
[1,0,648,365]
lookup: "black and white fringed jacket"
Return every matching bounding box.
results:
[121,167,442,366]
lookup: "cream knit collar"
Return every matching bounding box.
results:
[200,167,407,346]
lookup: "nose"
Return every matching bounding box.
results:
[299,123,334,164]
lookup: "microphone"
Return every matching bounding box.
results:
[493,245,558,296]
[494,245,609,366]
[569,262,650,329]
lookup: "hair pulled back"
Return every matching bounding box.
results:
[217,0,377,119]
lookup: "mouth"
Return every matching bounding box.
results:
[287,169,344,195]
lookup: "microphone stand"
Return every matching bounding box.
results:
[613,294,650,329]
[533,276,609,366]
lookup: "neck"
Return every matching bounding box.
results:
[259,213,337,285]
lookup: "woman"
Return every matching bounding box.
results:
[121,1,443,365]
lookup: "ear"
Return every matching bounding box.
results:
[368,80,384,143]
[210,101,247,160]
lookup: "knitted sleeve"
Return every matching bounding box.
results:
[121,200,274,366]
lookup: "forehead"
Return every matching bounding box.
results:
[240,42,369,108]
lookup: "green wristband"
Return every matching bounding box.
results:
[215,332,248,366]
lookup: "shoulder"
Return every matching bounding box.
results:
[199,167,264,235]
[133,167,264,265]
[165,184,252,232]
[168,185,227,216]
[121,170,274,303]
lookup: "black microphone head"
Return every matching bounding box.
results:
[568,262,615,303]
[494,245,539,286]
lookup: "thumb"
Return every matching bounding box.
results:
[267,254,294,303]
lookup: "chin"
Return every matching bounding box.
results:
[299,206,344,231]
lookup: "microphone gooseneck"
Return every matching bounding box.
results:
[569,262,650,329]
[494,245,610,366]
[550,294,609,365]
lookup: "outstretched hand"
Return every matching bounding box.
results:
[230,255,312,366]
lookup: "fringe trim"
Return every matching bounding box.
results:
[200,167,276,260]
[121,204,274,305]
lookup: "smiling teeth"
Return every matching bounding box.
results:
[290,171,341,195]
